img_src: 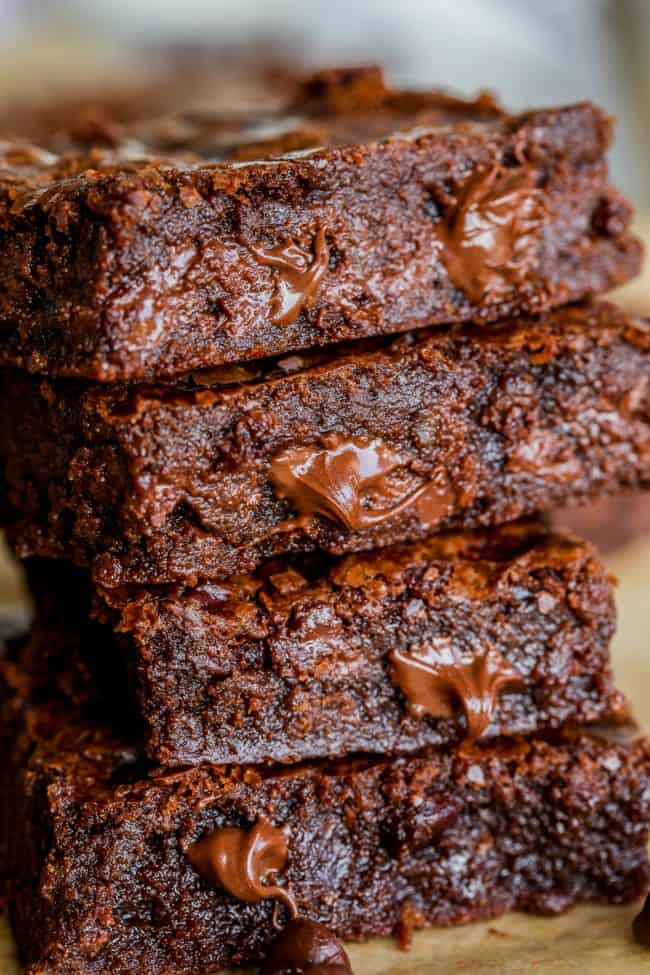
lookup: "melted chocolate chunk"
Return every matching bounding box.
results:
[269,434,441,531]
[249,226,330,325]
[260,917,353,974]
[413,473,457,529]
[390,640,523,740]
[437,164,546,305]
[633,894,650,947]
[186,818,298,917]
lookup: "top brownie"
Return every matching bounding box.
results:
[0,67,641,380]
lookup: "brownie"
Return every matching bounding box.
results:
[0,56,296,147]
[2,301,649,587]
[20,522,624,766]
[0,67,641,381]
[1,661,648,975]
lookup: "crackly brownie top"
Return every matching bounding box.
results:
[97,520,588,618]
[0,66,504,173]
[105,65,505,161]
[0,63,610,215]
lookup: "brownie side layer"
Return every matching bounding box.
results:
[2,301,649,587]
[1,666,648,975]
[0,73,641,380]
[20,523,623,766]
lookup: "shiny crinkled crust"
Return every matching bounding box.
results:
[0,659,648,975]
[0,69,642,380]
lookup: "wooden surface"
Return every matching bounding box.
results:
[0,531,648,973]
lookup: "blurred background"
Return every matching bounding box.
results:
[2,0,650,203]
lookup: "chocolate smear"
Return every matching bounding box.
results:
[390,639,523,740]
[270,434,446,531]
[186,817,298,918]
[437,164,546,305]
[250,225,330,325]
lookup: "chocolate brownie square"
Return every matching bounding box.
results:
[0,68,640,380]
[18,522,624,766]
[2,301,648,587]
[1,660,647,975]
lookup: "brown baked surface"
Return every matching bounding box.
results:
[0,67,641,380]
[0,658,647,975]
[19,522,624,767]
[2,300,648,587]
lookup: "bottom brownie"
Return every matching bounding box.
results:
[1,663,648,975]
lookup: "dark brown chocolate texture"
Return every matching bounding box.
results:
[18,522,624,766]
[261,918,353,975]
[1,658,648,975]
[0,61,648,975]
[0,67,641,380]
[250,224,330,326]
[389,643,523,739]
[435,163,546,305]
[268,434,440,531]
[1,301,648,588]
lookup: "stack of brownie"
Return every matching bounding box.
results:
[1,67,649,975]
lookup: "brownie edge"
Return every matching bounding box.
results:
[17,521,623,767]
[1,662,648,975]
[0,73,641,380]
[2,300,649,587]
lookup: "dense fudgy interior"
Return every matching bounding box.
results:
[0,658,648,975]
[15,523,622,765]
[1,302,648,587]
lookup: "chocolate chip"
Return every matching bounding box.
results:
[260,917,353,974]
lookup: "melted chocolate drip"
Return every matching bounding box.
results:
[633,894,650,948]
[249,225,330,325]
[186,818,298,917]
[270,434,450,531]
[390,640,523,740]
[186,820,352,970]
[437,164,546,305]
[260,917,353,974]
